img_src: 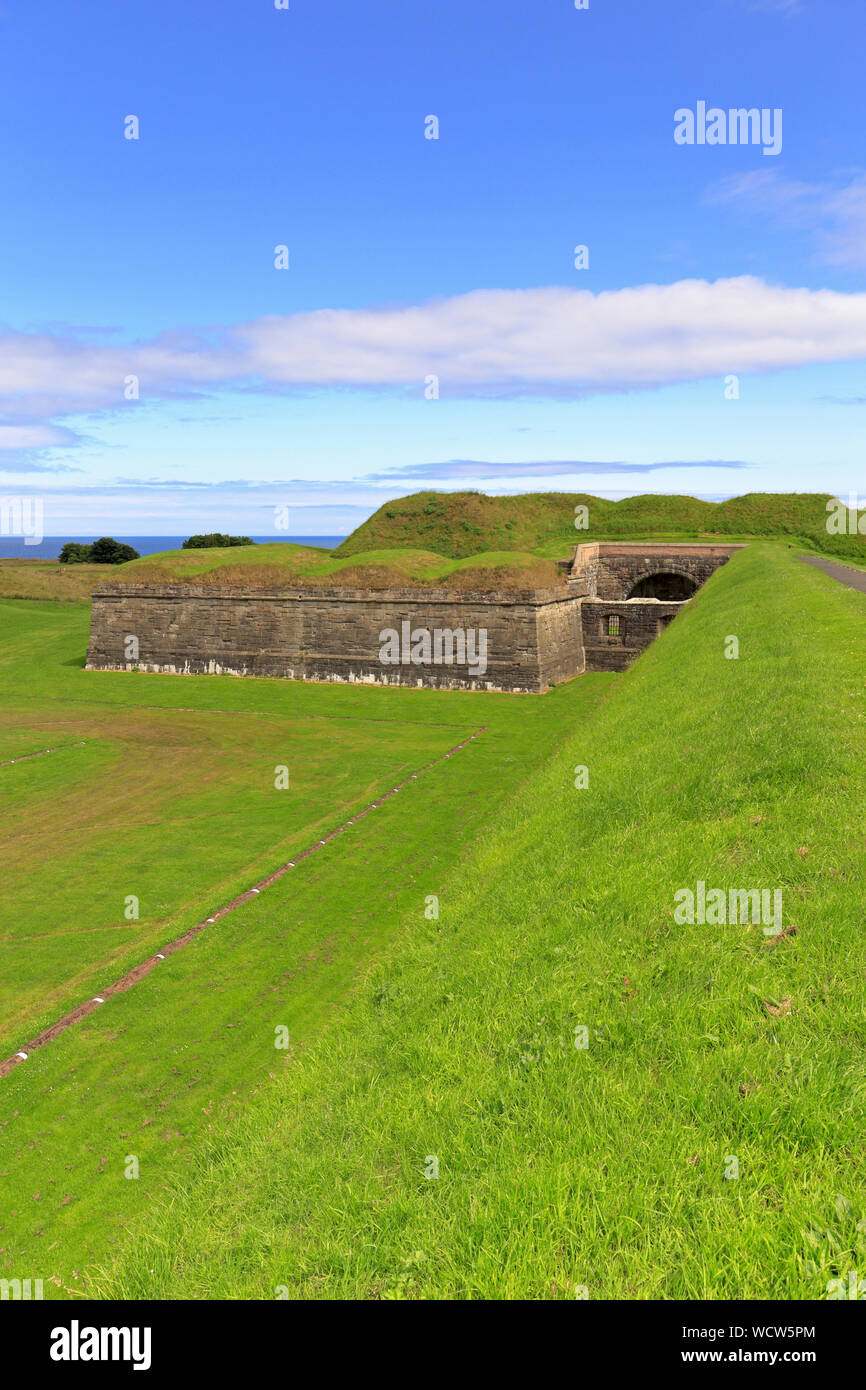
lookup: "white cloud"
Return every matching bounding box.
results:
[0,423,76,450]
[707,171,866,269]
[367,459,751,482]
[0,482,383,538]
[3,278,866,456]
[232,278,866,390]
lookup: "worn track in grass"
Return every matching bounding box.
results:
[0,725,485,1079]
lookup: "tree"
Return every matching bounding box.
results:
[58,538,139,564]
[58,542,92,564]
[87,538,140,564]
[182,533,255,549]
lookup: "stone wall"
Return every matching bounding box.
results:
[570,542,742,600]
[85,543,744,693]
[536,592,586,685]
[86,584,583,694]
[580,598,684,672]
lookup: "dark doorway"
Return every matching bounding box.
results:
[627,572,697,601]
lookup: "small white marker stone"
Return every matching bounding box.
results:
[16,1051,28,1060]
[93,997,104,1004]
[156,953,165,960]
[206,918,215,923]
[251,888,260,893]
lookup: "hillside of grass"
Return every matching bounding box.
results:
[101,541,564,591]
[333,490,859,560]
[12,492,861,603]
[91,543,866,1300]
[0,558,118,601]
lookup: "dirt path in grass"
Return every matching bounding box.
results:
[800,555,866,592]
[0,725,486,1080]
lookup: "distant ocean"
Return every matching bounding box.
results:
[0,536,347,560]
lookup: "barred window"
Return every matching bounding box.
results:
[607,615,620,636]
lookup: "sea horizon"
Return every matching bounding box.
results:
[0,536,348,560]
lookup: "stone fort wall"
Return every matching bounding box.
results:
[569,542,741,601]
[86,584,584,694]
[85,544,743,693]
[580,599,683,673]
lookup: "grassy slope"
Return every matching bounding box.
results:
[91,544,866,1300]
[0,545,561,598]
[333,490,860,560]
[0,560,118,601]
[0,598,611,1297]
[7,493,864,600]
[100,542,563,591]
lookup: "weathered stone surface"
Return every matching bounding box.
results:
[569,542,742,601]
[85,544,743,692]
[580,598,684,672]
[86,585,583,693]
[570,542,741,673]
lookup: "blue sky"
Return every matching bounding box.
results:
[1,0,864,536]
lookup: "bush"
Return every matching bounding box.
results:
[181,533,255,549]
[58,542,91,564]
[58,538,140,565]
[89,538,140,564]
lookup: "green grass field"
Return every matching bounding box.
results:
[0,691,468,1055]
[2,540,864,1301]
[0,596,611,1297]
[77,544,864,1300]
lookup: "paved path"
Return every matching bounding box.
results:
[800,555,866,594]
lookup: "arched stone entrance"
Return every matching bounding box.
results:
[627,572,698,601]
